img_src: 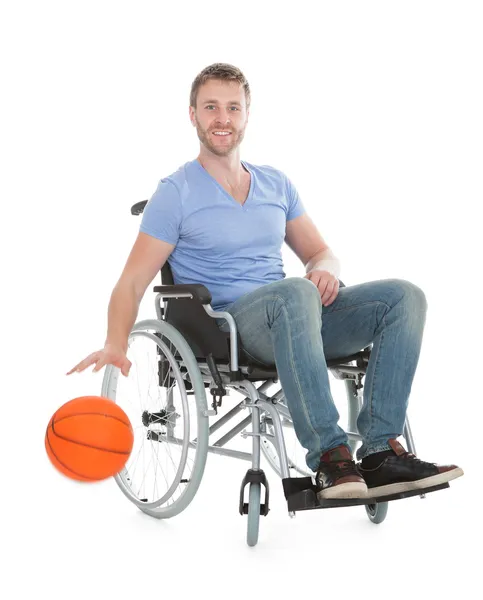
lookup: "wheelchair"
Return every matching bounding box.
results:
[100,199,451,547]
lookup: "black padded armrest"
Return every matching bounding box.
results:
[153,284,213,305]
[131,200,148,215]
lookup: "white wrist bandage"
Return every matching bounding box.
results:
[309,255,341,279]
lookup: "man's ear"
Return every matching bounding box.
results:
[189,106,196,126]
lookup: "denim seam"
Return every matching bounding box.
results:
[227,295,266,323]
[276,294,321,450]
[362,292,406,446]
[365,308,388,443]
[325,300,392,315]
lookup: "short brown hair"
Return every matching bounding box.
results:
[190,63,251,109]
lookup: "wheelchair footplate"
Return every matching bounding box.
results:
[282,477,451,512]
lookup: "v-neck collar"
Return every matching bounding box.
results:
[194,158,254,209]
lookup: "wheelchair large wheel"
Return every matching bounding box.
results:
[247,483,261,547]
[260,409,312,479]
[101,319,209,519]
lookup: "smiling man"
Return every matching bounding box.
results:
[187,72,253,213]
[68,63,463,501]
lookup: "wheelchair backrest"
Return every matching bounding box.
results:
[161,261,174,286]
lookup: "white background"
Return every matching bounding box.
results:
[1,1,481,598]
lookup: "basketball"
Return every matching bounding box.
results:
[45,395,134,482]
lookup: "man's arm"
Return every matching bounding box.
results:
[67,232,176,376]
[105,232,176,350]
[284,213,341,278]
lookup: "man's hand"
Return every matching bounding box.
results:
[304,269,340,307]
[66,343,132,377]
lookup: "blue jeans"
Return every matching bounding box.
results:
[215,277,428,471]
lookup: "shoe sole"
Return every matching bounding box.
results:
[317,481,368,500]
[367,467,464,498]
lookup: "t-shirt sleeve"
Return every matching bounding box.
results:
[139,180,182,245]
[284,174,306,221]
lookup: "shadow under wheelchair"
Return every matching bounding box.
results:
[100,200,453,547]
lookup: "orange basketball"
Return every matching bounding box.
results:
[45,395,134,482]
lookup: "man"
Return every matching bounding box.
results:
[67,63,463,501]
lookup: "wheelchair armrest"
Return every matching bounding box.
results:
[153,284,213,305]
[154,282,345,307]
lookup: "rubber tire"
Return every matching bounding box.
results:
[102,318,209,519]
[247,483,261,547]
[365,501,388,524]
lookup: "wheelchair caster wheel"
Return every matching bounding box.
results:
[240,470,269,547]
[247,483,261,547]
[365,501,388,524]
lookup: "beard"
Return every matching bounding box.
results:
[194,116,246,157]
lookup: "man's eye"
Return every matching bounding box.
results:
[205,105,239,110]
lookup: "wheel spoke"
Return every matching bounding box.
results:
[101,322,209,517]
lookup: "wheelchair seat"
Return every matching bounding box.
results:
[154,260,278,378]
[153,246,369,381]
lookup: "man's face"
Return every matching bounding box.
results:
[189,79,249,157]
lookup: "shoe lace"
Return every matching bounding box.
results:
[332,460,358,476]
[400,451,428,466]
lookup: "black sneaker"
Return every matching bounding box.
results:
[358,439,464,498]
[315,445,368,500]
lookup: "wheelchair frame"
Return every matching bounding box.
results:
[104,200,450,547]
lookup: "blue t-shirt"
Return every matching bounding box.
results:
[139,158,305,311]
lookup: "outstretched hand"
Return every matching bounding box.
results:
[304,270,339,307]
[66,344,132,377]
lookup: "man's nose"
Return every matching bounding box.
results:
[215,108,231,124]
